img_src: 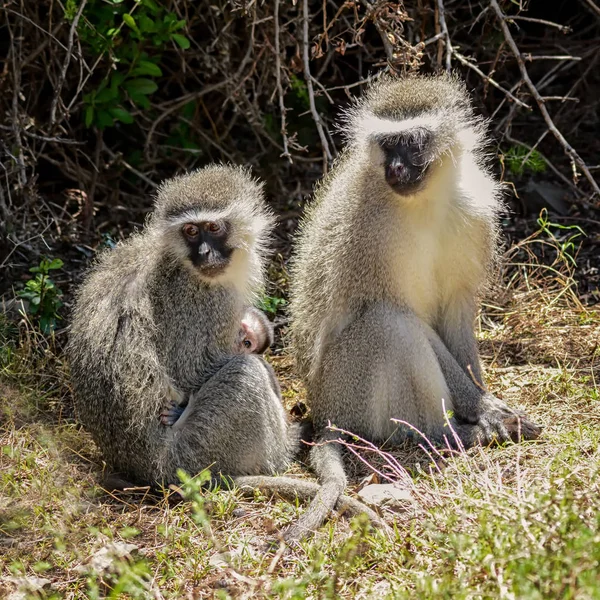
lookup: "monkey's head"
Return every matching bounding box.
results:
[343,74,485,197]
[235,307,273,354]
[152,165,274,286]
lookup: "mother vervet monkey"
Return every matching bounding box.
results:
[68,165,381,529]
[287,74,542,541]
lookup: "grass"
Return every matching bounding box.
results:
[1,262,599,599]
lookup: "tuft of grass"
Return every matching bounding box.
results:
[503,145,547,177]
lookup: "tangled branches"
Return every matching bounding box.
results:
[0,0,599,281]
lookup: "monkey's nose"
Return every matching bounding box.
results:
[386,162,406,186]
[198,242,211,258]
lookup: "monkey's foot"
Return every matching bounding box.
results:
[478,409,542,444]
[160,401,185,426]
[501,414,542,443]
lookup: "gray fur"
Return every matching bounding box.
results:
[67,165,298,486]
[288,74,542,540]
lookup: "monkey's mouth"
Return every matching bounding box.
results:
[385,163,430,196]
[197,262,230,278]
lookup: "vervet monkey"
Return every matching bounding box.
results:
[287,74,542,541]
[68,165,381,530]
[236,306,274,354]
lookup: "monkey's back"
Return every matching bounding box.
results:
[67,233,167,479]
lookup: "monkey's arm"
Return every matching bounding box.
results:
[437,298,484,387]
[432,307,542,440]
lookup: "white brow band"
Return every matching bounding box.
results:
[167,208,234,227]
[356,114,442,139]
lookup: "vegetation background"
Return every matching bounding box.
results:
[0,0,599,598]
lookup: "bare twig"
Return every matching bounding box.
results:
[6,14,27,190]
[504,134,584,199]
[579,0,600,20]
[452,50,530,109]
[359,0,395,63]
[302,0,333,167]
[436,0,452,72]
[523,55,581,62]
[0,125,85,145]
[505,15,571,33]
[490,0,600,197]
[144,82,229,157]
[274,0,291,162]
[49,0,88,128]
[104,146,158,189]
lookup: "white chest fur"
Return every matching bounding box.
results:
[389,191,487,326]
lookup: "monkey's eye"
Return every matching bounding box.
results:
[182,224,200,239]
[205,222,223,234]
[243,339,252,349]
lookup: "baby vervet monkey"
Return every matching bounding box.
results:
[235,306,274,355]
[161,306,273,426]
[286,73,542,541]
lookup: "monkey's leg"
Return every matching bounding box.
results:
[424,328,542,444]
[283,304,479,543]
[313,304,471,444]
[159,354,295,483]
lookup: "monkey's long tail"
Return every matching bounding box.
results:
[240,443,387,543]
[234,473,385,536]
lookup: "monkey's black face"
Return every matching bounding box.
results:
[181,221,234,277]
[379,132,432,196]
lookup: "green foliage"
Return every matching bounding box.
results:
[289,74,310,109]
[177,468,213,530]
[76,0,191,129]
[537,208,586,267]
[257,295,287,316]
[504,145,547,176]
[16,258,64,334]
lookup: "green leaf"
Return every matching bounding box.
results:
[128,93,151,110]
[123,78,158,95]
[138,15,157,34]
[96,109,115,129]
[170,19,187,32]
[85,106,94,128]
[95,87,118,104]
[123,13,140,34]
[108,107,135,124]
[172,34,190,50]
[29,266,41,273]
[111,72,126,89]
[47,258,64,270]
[131,61,162,77]
[140,0,160,14]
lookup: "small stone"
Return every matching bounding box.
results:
[357,483,413,509]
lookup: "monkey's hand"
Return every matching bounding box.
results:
[160,399,185,426]
[477,394,542,444]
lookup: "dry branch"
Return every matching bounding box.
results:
[49,0,88,128]
[490,0,600,198]
[302,0,333,167]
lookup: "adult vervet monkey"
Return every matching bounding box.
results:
[287,74,542,541]
[68,165,381,531]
